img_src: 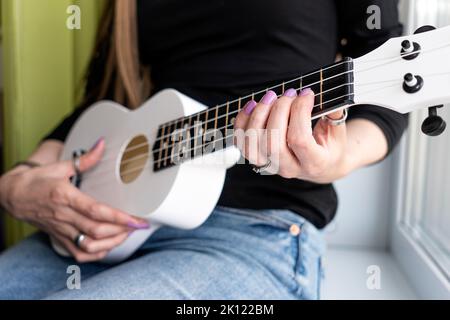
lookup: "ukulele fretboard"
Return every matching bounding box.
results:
[152,58,354,171]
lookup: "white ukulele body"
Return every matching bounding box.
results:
[52,90,241,263]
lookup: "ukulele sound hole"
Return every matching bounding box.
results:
[119,135,150,184]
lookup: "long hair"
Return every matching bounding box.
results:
[81,0,151,110]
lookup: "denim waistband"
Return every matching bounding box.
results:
[215,206,321,237]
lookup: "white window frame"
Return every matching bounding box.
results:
[392,0,450,299]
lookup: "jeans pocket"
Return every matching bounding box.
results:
[215,206,325,298]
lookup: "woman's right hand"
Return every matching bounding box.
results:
[0,139,150,263]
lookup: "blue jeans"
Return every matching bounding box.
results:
[0,206,325,300]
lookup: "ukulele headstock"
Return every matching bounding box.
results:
[352,25,450,136]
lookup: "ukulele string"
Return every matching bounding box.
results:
[87,83,370,180]
[131,84,353,160]
[91,69,354,167]
[95,79,354,167]
[87,90,354,179]
[83,93,354,189]
[84,89,352,180]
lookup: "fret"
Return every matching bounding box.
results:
[169,120,182,165]
[204,108,217,153]
[229,98,243,127]
[164,122,174,167]
[187,115,192,128]
[194,112,202,158]
[225,101,230,129]
[216,110,225,135]
[186,115,194,160]
[202,110,210,155]
[214,106,219,131]
[186,117,196,160]
[282,82,285,94]
[204,109,209,134]
[152,126,162,170]
[176,118,184,138]
[320,68,324,110]
[210,107,218,120]
[311,77,354,118]
[175,118,190,164]
[156,125,166,169]
[225,101,237,147]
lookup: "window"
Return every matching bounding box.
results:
[401,108,450,280]
[393,0,450,299]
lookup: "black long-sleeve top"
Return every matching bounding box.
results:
[44,0,408,228]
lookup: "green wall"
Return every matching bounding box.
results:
[1,0,105,246]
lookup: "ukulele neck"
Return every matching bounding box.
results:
[153,58,355,171]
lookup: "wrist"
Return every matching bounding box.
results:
[336,151,356,179]
[301,153,356,185]
[0,165,33,216]
[0,173,15,213]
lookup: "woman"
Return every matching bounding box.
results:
[0,0,406,299]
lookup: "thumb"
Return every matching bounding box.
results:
[315,109,347,145]
[326,109,344,121]
[46,138,106,179]
[78,137,106,172]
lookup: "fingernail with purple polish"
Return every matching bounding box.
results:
[91,137,104,151]
[283,88,297,98]
[260,90,277,105]
[300,88,313,96]
[128,222,150,230]
[244,100,257,115]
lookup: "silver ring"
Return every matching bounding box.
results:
[74,233,86,249]
[72,151,83,175]
[322,108,348,126]
[252,159,272,174]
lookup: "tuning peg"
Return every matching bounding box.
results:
[400,25,436,60]
[422,105,446,136]
[403,73,424,94]
[401,40,421,60]
[414,25,436,34]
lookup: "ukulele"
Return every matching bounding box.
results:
[52,25,450,263]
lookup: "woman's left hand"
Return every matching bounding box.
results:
[234,88,353,184]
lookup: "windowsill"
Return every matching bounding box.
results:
[322,247,417,300]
